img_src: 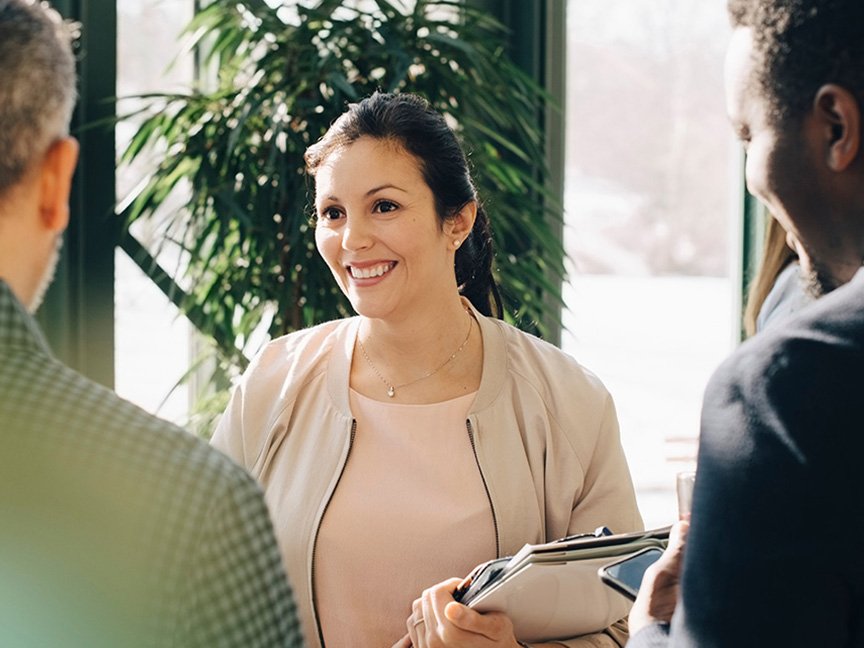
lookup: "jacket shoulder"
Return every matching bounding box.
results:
[245,318,351,392]
[487,320,615,457]
[210,318,353,469]
[1,348,262,529]
[492,319,610,400]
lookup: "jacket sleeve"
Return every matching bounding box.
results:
[179,467,304,647]
[565,390,643,537]
[210,340,299,475]
[210,325,334,476]
[210,374,254,468]
[549,391,643,648]
[654,336,864,647]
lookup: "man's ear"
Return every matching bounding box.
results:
[38,136,79,232]
[446,200,477,245]
[814,84,860,171]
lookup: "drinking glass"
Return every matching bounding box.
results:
[676,470,696,520]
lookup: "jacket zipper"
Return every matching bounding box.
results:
[310,419,357,648]
[466,419,500,558]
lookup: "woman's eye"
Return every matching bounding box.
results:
[319,206,343,221]
[374,200,399,214]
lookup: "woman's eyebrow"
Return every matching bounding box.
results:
[365,183,408,197]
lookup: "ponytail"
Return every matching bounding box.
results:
[455,203,502,318]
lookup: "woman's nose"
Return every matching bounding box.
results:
[342,216,373,251]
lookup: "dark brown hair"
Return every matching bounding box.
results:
[305,92,502,318]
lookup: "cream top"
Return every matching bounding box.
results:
[314,388,494,648]
[212,309,644,648]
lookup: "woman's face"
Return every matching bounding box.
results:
[314,137,459,321]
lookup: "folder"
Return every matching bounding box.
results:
[453,527,670,643]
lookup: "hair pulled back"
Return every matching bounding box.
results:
[305,92,502,318]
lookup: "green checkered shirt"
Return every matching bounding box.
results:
[0,280,304,647]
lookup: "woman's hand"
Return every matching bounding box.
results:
[628,519,690,635]
[404,577,523,648]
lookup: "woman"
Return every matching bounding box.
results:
[743,216,811,336]
[211,92,642,648]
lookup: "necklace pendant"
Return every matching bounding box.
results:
[387,386,395,398]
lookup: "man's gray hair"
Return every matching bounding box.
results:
[0,0,77,196]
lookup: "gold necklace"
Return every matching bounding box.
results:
[357,315,473,398]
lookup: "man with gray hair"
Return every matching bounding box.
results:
[0,2,304,646]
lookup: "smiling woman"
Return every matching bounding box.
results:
[312,138,467,329]
[210,92,643,648]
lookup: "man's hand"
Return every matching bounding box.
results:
[628,520,690,635]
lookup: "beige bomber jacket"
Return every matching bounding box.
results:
[211,302,643,648]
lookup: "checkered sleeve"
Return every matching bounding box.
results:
[182,467,304,647]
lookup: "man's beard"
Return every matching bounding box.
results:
[800,258,842,299]
[29,234,63,313]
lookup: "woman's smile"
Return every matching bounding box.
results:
[347,261,397,282]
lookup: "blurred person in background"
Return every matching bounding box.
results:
[743,216,811,336]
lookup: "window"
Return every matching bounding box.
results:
[114,0,195,425]
[562,0,739,527]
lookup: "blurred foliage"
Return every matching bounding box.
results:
[120,0,565,411]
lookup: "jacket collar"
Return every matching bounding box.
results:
[325,316,360,418]
[466,299,507,413]
[0,280,52,356]
[324,299,507,416]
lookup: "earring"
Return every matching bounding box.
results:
[454,239,461,248]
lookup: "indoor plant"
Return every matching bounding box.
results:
[121,0,565,426]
